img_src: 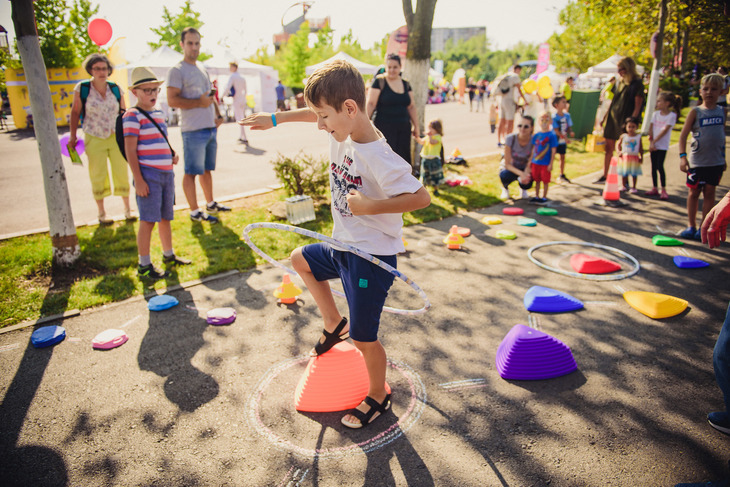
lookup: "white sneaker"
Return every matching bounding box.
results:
[499,188,510,200]
[521,190,530,199]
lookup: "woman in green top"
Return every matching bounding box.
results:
[597,57,645,183]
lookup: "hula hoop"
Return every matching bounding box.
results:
[527,241,641,281]
[242,222,431,315]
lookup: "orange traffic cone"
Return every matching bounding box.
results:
[602,156,621,202]
[294,341,391,412]
[273,274,302,304]
[443,225,465,250]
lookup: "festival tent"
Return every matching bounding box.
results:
[204,53,279,112]
[585,54,645,77]
[305,52,379,76]
[121,46,279,114]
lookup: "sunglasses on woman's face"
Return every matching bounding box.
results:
[517,124,531,129]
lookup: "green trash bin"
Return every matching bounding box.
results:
[568,90,601,140]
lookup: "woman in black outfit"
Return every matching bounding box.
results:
[366,54,419,166]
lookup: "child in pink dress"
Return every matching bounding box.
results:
[616,117,644,193]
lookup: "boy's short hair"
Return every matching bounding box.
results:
[304,60,366,112]
[181,27,200,43]
[701,73,725,90]
[538,110,551,120]
[552,95,566,108]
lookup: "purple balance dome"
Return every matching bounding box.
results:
[523,286,584,313]
[496,324,577,380]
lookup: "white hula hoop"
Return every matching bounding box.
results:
[242,222,431,315]
[527,241,641,281]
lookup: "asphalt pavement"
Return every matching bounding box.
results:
[1,138,730,486]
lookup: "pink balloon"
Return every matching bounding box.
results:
[88,19,112,47]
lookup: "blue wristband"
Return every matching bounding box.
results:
[271,113,277,127]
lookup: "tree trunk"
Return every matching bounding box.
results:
[403,0,437,175]
[641,0,667,135]
[11,0,79,266]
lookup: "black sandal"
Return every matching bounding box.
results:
[312,317,349,356]
[341,393,392,429]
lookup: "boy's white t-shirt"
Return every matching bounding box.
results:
[650,111,677,151]
[328,134,423,255]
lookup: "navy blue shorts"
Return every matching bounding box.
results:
[556,144,567,155]
[302,242,396,342]
[686,165,724,189]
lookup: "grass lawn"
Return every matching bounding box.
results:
[4,132,657,329]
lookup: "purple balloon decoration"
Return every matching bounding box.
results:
[59,134,85,157]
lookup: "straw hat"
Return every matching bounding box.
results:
[130,67,164,88]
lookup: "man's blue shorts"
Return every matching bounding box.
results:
[136,166,175,222]
[302,242,396,342]
[182,127,217,175]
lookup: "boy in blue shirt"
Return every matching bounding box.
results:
[552,95,574,183]
[239,60,431,429]
[530,111,559,204]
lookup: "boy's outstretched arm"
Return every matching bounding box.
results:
[238,108,317,130]
[347,187,431,216]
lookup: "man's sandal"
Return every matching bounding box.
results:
[341,393,392,429]
[312,317,349,356]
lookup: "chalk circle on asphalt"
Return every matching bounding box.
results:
[245,355,427,459]
[528,241,640,281]
[242,222,431,316]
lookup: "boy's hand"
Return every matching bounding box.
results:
[135,178,149,198]
[701,193,730,248]
[346,190,372,215]
[239,113,274,130]
[215,116,224,128]
[649,142,656,151]
[172,153,179,165]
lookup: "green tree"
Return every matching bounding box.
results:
[148,0,210,60]
[281,22,311,89]
[33,0,76,68]
[68,0,100,63]
[549,0,729,73]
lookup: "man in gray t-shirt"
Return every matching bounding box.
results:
[167,27,229,223]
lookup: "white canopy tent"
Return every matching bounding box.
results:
[579,55,645,89]
[305,52,379,76]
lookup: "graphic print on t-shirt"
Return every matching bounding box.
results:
[331,154,363,218]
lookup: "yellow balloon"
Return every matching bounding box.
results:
[246,94,255,108]
[522,79,537,93]
[538,84,554,99]
[537,75,551,88]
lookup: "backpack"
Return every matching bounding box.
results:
[497,76,511,94]
[79,80,122,127]
[116,107,175,161]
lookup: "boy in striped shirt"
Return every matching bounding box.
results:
[123,67,191,280]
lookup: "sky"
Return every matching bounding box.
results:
[0,0,568,62]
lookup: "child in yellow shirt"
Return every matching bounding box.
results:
[416,119,444,195]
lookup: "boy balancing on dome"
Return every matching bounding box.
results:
[239,60,430,429]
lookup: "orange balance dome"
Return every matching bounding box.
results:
[294,341,391,412]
